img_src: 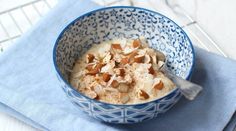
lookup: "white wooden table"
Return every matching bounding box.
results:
[0,0,235,130]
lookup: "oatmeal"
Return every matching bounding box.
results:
[70,37,175,104]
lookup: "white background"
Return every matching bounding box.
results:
[0,0,235,130]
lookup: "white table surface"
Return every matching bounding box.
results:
[0,0,235,130]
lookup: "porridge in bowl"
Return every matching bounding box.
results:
[54,7,195,123]
[70,37,175,104]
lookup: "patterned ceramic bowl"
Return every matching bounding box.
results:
[53,6,195,124]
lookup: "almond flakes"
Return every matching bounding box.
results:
[133,39,141,48]
[138,90,149,100]
[111,44,122,50]
[134,55,145,63]
[86,54,95,63]
[120,57,129,65]
[153,80,164,90]
[70,37,175,105]
[114,68,125,77]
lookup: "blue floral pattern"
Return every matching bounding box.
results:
[54,7,194,123]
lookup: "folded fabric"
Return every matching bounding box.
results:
[0,0,235,131]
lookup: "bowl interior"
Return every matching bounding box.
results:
[54,7,194,84]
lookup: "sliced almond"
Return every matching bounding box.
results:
[123,50,138,64]
[111,44,122,50]
[148,66,155,75]
[138,89,149,100]
[87,91,98,99]
[133,39,141,48]
[123,46,137,55]
[103,52,113,63]
[128,50,138,58]
[153,80,164,90]
[86,68,99,75]
[134,55,145,63]
[114,68,125,77]
[86,54,95,63]
[102,73,111,82]
[86,63,104,75]
[111,80,119,88]
[119,93,130,104]
[96,63,105,71]
[118,83,129,93]
[101,61,115,74]
[120,57,129,65]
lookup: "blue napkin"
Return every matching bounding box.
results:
[0,0,235,131]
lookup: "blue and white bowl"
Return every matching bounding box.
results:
[53,6,195,124]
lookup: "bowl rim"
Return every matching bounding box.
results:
[53,6,195,107]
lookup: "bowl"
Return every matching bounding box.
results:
[53,6,195,124]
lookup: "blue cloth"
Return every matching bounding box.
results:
[0,0,235,130]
